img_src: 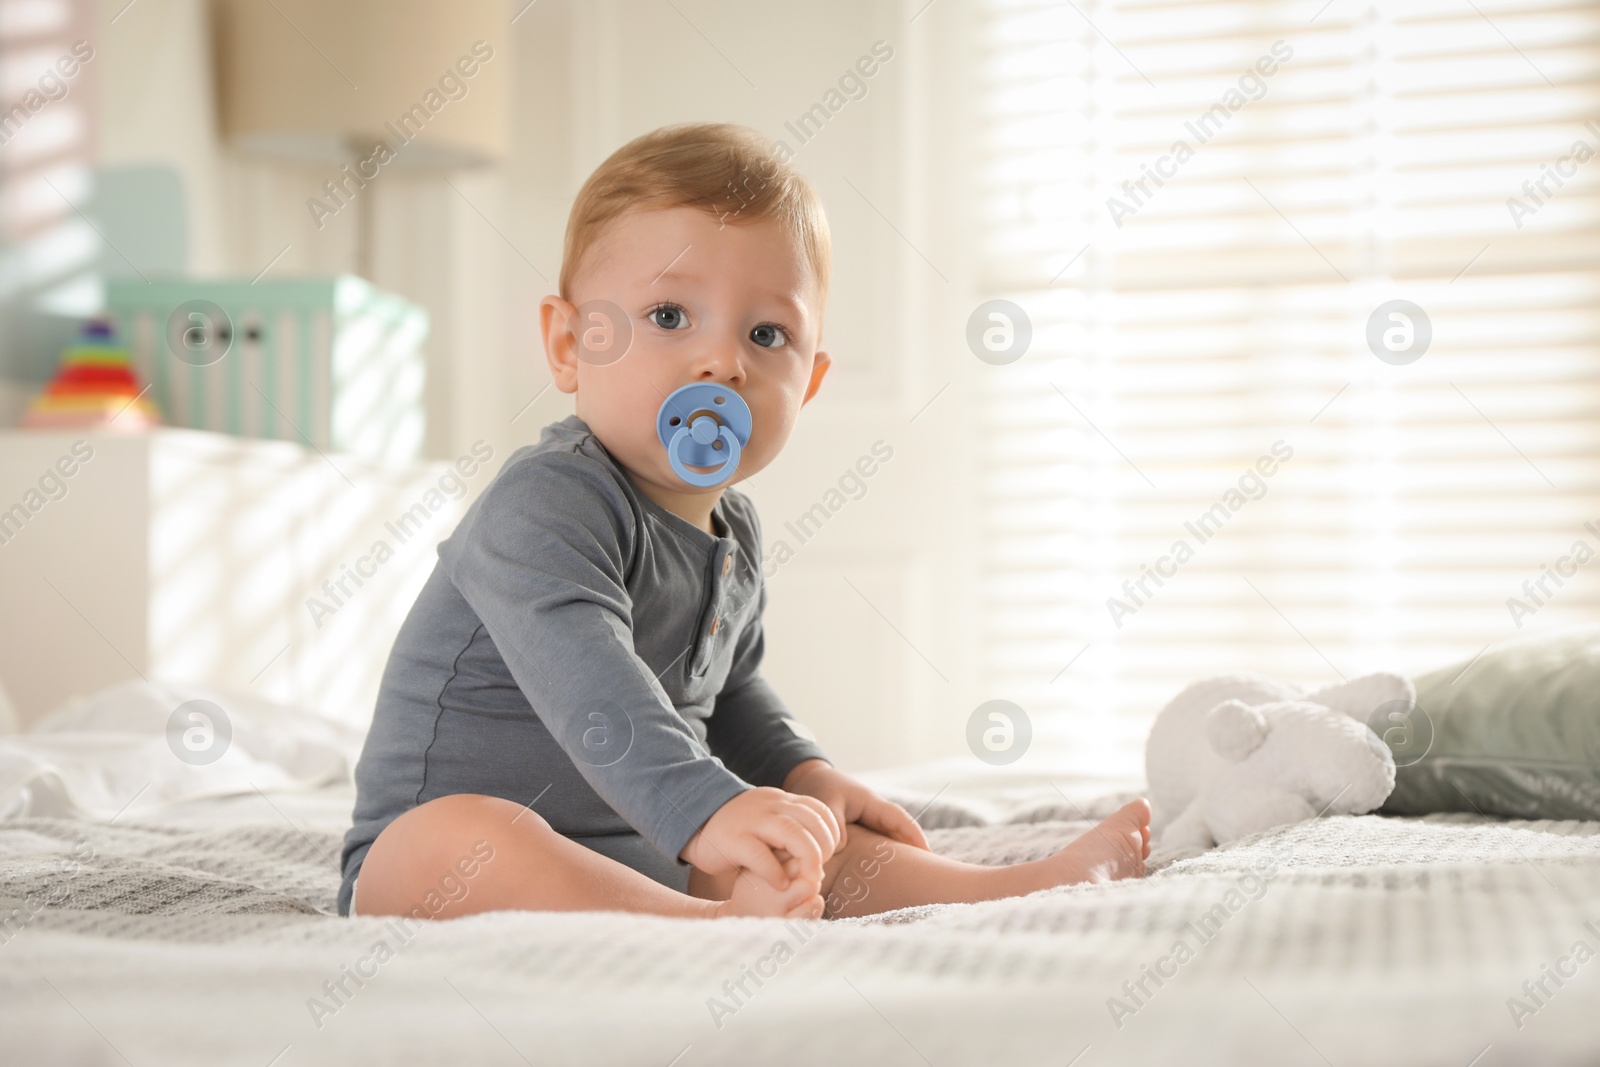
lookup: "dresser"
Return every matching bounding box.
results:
[0,428,472,730]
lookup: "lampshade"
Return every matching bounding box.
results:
[214,0,510,169]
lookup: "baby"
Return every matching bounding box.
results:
[338,122,1151,923]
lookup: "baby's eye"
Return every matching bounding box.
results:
[750,323,789,349]
[649,304,687,330]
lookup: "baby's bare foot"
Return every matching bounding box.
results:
[1050,798,1152,884]
[708,866,824,921]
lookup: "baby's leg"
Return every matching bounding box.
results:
[354,793,823,921]
[815,798,1153,919]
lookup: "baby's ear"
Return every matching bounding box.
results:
[802,349,832,405]
[539,295,583,394]
[1206,699,1268,762]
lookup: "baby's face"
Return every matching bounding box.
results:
[541,204,830,502]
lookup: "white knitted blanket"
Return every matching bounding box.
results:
[3,784,1599,1067]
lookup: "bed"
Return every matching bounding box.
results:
[3,680,1598,1066]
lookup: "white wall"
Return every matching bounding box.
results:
[85,0,992,771]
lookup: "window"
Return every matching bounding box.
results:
[0,0,99,344]
[975,0,1600,772]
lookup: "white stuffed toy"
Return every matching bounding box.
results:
[1145,672,1414,854]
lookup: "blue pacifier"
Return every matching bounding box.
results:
[655,383,752,487]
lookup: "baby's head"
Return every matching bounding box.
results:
[540,123,832,502]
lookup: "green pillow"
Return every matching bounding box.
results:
[1382,624,1600,819]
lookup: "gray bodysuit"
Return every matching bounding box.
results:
[337,414,828,916]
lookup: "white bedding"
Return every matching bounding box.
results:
[0,680,361,821]
[2,686,1599,1066]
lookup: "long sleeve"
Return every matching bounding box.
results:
[703,521,830,788]
[438,450,750,863]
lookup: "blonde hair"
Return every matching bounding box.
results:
[559,122,831,306]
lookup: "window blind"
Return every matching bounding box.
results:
[975,0,1600,772]
[0,0,97,317]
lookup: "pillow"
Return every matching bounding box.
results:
[1382,625,1600,819]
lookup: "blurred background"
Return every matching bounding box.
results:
[0,0,1596,779]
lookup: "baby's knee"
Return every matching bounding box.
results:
[413,792,546,837]
[412,793,559,869]
[361,793,539,917]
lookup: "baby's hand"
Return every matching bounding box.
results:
[783,759,931,852]
[681,787,842,891]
